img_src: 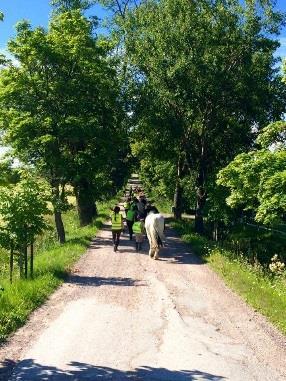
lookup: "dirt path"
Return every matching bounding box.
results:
[1,212,286,379]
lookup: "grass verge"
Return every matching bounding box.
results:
[171,219,286,335]
[0,200,113,343]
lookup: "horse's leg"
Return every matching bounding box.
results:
[154,247,160,260]
[149,247,155,258]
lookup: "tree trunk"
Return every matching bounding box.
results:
[19,252,23,278]
[55,210,66,243]
[195,144,207,234]
[195,204,204,234]
[24,245,28,279]
[9,249,13,284]
[173,182,183,220]
[195,185,207,234]
[51,182,66,243]
[24,228,28,279]
[173,156,184,220]
[74,179,97,226]
[30,243,34,279]
[213,221,218,241]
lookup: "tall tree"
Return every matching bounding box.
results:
[121,0,285,231]
[0,8,126,237]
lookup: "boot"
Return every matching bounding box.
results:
[138,243,142,252]
[135,242,139,252]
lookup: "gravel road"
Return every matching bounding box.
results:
[1,220,286,380]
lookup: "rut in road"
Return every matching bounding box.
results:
[1,175,286,381]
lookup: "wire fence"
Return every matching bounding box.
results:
[244,222,286,236]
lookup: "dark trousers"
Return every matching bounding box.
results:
[126,220,134,239]
[112,230,121,246]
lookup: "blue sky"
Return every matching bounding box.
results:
[1,0,286,58]
[0,0,107,51]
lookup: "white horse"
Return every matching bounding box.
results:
[145,212,165,260]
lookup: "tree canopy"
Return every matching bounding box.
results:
[217,122,286,225]
[51,0,96,12]
[0,0,285,244]
[0,7,128,240]
[119,0,285,230]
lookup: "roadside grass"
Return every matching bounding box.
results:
[0,200,114,343]
[171,219,286,335]
[155,197,172,214]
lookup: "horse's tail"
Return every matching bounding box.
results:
[154,216,165,246]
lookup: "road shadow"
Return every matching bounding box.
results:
[160,229,203,265]
[125,228,203,265]
[0,359,16,381]
[89,231,136,251]
[89,236,113,250]
[80,222,203,266]
[92,223,112,233]
[7,359,226,380]
[67,275,145,287]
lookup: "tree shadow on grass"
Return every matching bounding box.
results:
[67,233,112,249]
[96,213,109,219]
[93,223,111,232]
[93,220,108,230]
[5,359,226,380]
[66,236,92,247]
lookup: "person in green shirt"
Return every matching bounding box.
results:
[125,204,138,240]
[123,197,131,217]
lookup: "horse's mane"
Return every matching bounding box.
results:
[147,206,159,214]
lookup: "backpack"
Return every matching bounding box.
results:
[133,221,143,234]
